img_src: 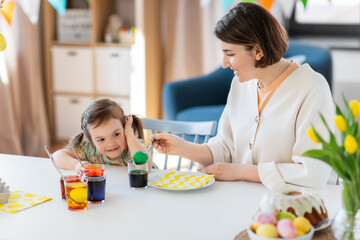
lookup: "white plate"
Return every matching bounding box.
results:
[314,218,331,231]
[148,171,215,191]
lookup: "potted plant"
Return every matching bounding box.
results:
[303,97,360,240]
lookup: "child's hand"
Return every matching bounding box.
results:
[75,161,89,172]
[124,115,134,137]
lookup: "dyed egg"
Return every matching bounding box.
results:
[132,151,148,164]
[277,218,298,238]
[277,211,296,221]
[293,217,312,233]
[256,224,279,238]
[251,222,260,232]
[297,230,306,237]
[257,212,277,225]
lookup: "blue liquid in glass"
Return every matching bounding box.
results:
[87,176,106,203]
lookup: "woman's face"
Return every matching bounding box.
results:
[220,40,259,82]
[87,118,127,161]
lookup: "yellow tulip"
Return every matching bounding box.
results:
[344,134,358,154]
[307,127,320,143]
[334,115,347,132]
[0,33,6,52]
[349,100,360,119]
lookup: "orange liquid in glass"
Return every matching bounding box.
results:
[85,166,104,177]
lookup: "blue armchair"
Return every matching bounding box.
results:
[163,40,333,129]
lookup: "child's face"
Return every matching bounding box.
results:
[87,118,127,161]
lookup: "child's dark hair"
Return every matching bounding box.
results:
[69,98,144,148]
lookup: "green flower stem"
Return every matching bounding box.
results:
[341,183,355,240]
[342,181,360,233]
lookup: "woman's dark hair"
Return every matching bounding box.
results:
[215,2,288,68]
[69,98,144,148]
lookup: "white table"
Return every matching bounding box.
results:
[0,154,341,240]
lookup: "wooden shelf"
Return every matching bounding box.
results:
[42,0,162,141]
[51,41,91,47]
[95,42,132,48]
[96,93,131,99]
[52,91,95,97]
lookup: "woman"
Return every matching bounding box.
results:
[151,2,335,190]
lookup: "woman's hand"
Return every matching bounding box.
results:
[124,115,134,137]
[151,133,214,166]
[201,163,260,182]
[150,133,186,156]
[201,162,242,181]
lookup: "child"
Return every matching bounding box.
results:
[53,98,152,170]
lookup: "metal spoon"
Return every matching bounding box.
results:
[44,145,65,181]
[146,140,157,154]
[70,145,85,171]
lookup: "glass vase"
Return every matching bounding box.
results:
[332,208,360,240]
[332,180,360,240]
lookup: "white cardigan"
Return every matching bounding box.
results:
[205,64,335,190]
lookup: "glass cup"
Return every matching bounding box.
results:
[84,164,105,177]
[84,164,106,203]
[65,178,88,211]
[59,169,81,201]
[127,159,148,189]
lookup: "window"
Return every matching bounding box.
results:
[295,0,360,24]
[288,0,360,37]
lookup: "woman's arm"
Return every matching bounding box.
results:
[151,133,214,166]
[151,133,259,182]
[258,76,335,189]
[151,81,237,168]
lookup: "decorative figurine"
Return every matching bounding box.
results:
[104,14,123,43]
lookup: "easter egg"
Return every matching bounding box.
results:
[293,217,312,233]
[256,224,279,238]
[0,33,6,52]
[257,212,277,225]
[297,230,306,237]
[277,218,298,238]
[277,211,296,221]
[251,222,260,232]
[69,187,87,203]
[133,151,148,164]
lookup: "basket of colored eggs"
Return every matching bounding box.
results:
[247,211,314,240]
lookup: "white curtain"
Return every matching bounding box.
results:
[162,0,224,83]
[163,0,203,83]
[0,4,50,156]
[161,0,295,84]
[201,0,223,74]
